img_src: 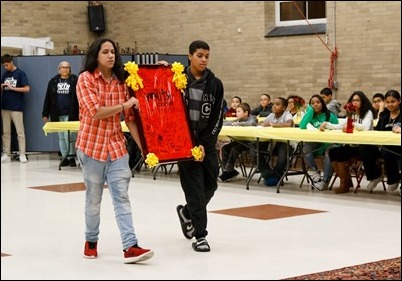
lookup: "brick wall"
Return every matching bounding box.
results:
[1,1,400,107]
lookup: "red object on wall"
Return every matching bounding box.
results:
[128,65,195,163]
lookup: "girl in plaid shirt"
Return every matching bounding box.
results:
[76,38,153,264]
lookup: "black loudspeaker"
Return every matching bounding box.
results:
[88,5,105,33]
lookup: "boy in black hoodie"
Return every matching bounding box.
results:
[175,40,224,252]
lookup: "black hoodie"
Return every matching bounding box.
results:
[184,67,224,153]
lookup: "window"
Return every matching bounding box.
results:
[266,1,327,37]
[275,1,326,26]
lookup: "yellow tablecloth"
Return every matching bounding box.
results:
[225,116,266,123]
[43,121,400,191]
[43,121,129,134]
[43,122,401,146]
[218,126,400,191]
[219,126,401,146]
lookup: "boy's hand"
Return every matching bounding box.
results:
[194,145,205,162]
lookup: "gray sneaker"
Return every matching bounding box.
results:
[367,175,384,191]
[312,180,329,191]
[308,170,321,183]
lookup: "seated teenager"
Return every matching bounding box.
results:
[372,90,401,193]
[327,91,378,194]
[219,103,257,182]
[251,93,273,117]
[287,95,306,125]
[372,92,385,121]
[225,96,242,118]
[256,97,294,186]
[299,94,339,191]
[320,87,342,117]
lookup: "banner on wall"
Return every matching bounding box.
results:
[128,64,195,163]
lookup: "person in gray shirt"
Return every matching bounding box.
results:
[320,87,341,117]
[257,97,294,186]
[219,103,257,182]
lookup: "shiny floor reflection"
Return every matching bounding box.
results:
[1,153,400,280]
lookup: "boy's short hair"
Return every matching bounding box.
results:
[320,87,332,96]
[232,95,242,103]
[189,40,210,55]
[1,54,13,64]
[372,93,385,101]
[238,102,251,115]
[262,93,271,100]
[277,97,288,108]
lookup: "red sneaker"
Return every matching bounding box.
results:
[83,241,98,259]
[123,245,154,264]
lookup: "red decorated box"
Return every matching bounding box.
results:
[128,64,195,163]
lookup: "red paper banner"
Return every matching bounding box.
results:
[130,65,194,163]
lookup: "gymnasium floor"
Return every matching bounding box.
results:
[1,153,400,280]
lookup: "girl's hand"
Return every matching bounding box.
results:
[341,124,347,132]
[319,122,327,131]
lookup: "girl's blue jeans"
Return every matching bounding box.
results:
[76,149,138,250]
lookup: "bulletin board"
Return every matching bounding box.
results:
[129,65,195,163]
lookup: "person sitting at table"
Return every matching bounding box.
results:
[251,93,273,117]
[219,103,257,182]
[320,87,342,117]
[287,95,306,125]
[257,97,294,186]
[391,121,401,197]
[371,90,401,194]
[225,95,242,118]
[326,91,378,194]
[222,98,229,117]
[372,92,385,120]
[299,94,339,191]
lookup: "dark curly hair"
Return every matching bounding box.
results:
[347,91,375,119]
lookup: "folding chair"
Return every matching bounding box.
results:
[237,150,253,178]
[329,157,386,193]
[296,142,329,190]
[221,139,256,183]
[298,154,326,189]
[258,140,306,193]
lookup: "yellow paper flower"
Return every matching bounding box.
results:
[124,61,144,91]
[191,146,203,161]
[171,62,187,92]
[145,153,159,168]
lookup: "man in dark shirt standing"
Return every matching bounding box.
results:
[1,54,30,163]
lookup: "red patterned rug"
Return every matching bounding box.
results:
[283,257,401,280]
